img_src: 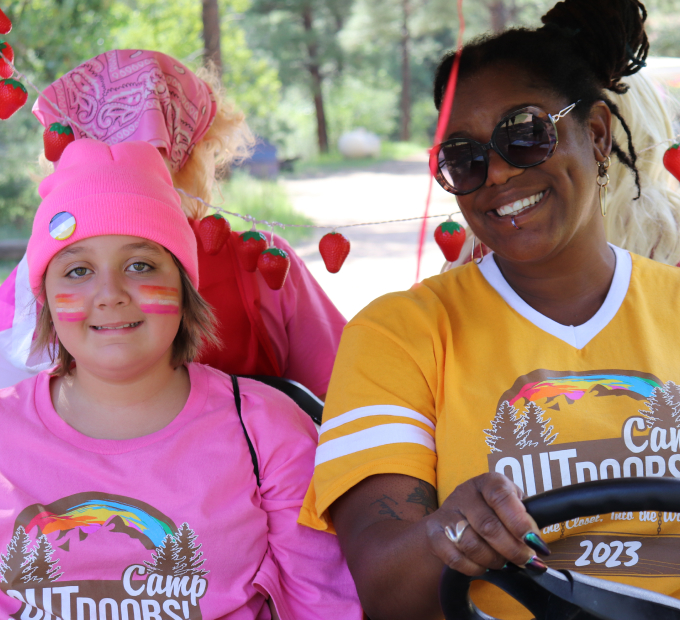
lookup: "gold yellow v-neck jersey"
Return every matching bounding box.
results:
[300,252,680,619]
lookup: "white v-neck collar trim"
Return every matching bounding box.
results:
[477,244,632,349]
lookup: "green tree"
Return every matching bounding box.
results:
[246,0,353,153]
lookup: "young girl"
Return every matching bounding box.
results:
[0,138,361,620]
[0,49,345,397]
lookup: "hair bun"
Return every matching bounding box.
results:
[541,0,649,93]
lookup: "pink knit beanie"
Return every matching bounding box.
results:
[27,139,198,295]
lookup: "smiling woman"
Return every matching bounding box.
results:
[298,1,680,619]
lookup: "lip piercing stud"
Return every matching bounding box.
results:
[511,216,521,230]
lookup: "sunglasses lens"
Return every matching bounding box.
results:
[494,110,554,167]
[438,141,487,194]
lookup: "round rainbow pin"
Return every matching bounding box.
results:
[49,211,76,241]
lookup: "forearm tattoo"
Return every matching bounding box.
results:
[406,480,438,516]
[371,495,403,521]
[370,481,438,521]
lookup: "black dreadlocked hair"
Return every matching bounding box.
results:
[433,0,649,198]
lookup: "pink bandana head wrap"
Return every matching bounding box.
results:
[32,49,218,172]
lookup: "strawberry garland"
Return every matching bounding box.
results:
[43,122,75,161]
[663,144,680,183]
[434,219,466,262]
[0,10,28,121]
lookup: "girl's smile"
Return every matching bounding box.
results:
[44,235,183,381]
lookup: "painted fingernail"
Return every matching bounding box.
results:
[524,531,551,556]
[524,556,548,574]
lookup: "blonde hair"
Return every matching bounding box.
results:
[171,63,255,220]
[38,62,256,221]
[33,256,219,377]
[606,71,680,264]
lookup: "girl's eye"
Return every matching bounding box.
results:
[128,262,151,273]
[67,267,91,278]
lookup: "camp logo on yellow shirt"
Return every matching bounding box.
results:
[484,368,680,577]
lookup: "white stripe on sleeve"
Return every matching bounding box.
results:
[315,423,436,467]
[320,404,435,435]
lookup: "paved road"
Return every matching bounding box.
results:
[282,154,465,320]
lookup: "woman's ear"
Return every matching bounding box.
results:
[589,101,613,162]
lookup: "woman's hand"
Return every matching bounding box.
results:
[331,472,549,620]
[423,472,549,577]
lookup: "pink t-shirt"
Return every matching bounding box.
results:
[0,363,361,620]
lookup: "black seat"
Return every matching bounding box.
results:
[245,375,323,425]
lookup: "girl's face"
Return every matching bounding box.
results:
[44,235,183,381]
[444,64,611,264]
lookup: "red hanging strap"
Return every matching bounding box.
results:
[415,0,466,282]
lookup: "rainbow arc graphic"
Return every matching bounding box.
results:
[26,500,174,548]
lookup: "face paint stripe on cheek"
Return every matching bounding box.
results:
[138,285,179,315]
[54,294,87,322]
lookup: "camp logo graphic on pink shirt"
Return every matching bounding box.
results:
[0,492,209,620]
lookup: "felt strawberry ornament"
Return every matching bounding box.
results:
[235,230,268,272]
[319,231,350,273]
[198,213,231,255]
[0,78,26,119]
[434,219,466,262]
[43,122,75,162]
[663,144,680,183]
[0,40,13,79]
[257,247,291,290]
[0,9,11,35]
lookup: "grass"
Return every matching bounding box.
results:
[214,172,313,245]
[290,140,428,176]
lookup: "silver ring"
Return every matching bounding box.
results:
[444,519,469,545]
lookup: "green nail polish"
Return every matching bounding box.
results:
[524,531,551,556]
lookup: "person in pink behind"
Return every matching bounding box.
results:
[0,138,362,620]
[0,49,345,396]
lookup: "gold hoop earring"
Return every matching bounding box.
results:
[471,236,485,265]
[597,156,611,217]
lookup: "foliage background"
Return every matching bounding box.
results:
[1,0,679,235]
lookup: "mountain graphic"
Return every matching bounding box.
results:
[24,498,176,551]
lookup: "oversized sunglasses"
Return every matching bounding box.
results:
[430,102,578,195]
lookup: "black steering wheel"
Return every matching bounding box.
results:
[439,478,680,620]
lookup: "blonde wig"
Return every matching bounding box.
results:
[606,70,680,264]
[171,63,255,220]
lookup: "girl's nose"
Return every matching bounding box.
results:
[94,270,131,308]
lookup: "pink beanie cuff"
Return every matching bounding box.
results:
[27,139,198,295]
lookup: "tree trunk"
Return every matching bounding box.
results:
[487,0,516,33]
[399,0,411,142]
[302,5,329,153]
[202,0,223,77]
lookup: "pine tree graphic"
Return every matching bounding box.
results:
[639,387,664,427]
[0,527,32,587]
[661,381,680,427]
[484,401,517,453]
[174,523,207,577]
[22,535,62,583]
[514,402,558,450]
[513,408,538,449]
[145,534,180,575]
